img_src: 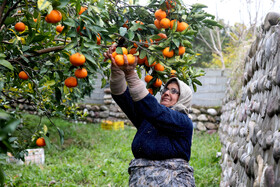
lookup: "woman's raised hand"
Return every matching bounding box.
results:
[118,54,138,75]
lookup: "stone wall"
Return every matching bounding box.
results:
[219,12,280,187]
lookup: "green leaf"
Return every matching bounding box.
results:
[119,27,127,36]
[0,53,6,58]
[202,19,223,29]
[57,127,64,145]
[37,0,52,11]
[116,47,123,54]
[4,17,16,26]
[0,59,13,71]
[172,39,180,48]
[101,77,107,88]
[128,30,135,40]
[139,50,147,59]
[191,3,208,9]
[63,18,76,27]
[192,78,202,86]
[0,118,20,141]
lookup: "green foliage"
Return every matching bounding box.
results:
[190,131,222,186]
[2,114,222,186]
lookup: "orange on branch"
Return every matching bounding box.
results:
[178,46,185,55]
[145,75,153,83]
[160,18,171,29]
[46,10,62,24]
[56,25,64,33]
[33,18,37,22]
[15,22,25,32]
[166,0,176,9]
[129,48,137,54]
[147,88,153,95]
[96,34,101,45]
[19,71,28,80]
[170,20,179,29]
[65,77,78,88]
[138,56,147,65]
[145,60,156,67]
[115,55,124,66]
[170,69,177,77]
[75,68,88,79]
[121,47,128,55]
[136,21,144,30]
[144,39,153,47]
[177,22,189,32]
[123,20,129,29]
[163,47,174,58]
[79,6,87,15]
[155,33,167,41]
[153,78,162,87]
[70,52,86,66]
[154,63,165,71]
[154,19,162,29]
[36,137,46,147]
[155,9,166,20]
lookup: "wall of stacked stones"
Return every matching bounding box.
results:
[219,12,280,187]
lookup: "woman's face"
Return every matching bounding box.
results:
[160,82,180,107]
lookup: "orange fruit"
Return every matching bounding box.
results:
[178,46,185,55]
[170,20,179,29]
[160,18,170,29]
[177,22,189,32]
[127,54,136,65]
[162,47,174,58]
[70,52,86,66]
[170,69,176,77]
[79,6,87,15]
[123,20,129,29]
[155,9,166,20]
[166,0,176,9]
[136,21,144,30]
[147,88,153,95]
[155,33,167,41]
[77,26,86,36]
[145,60,156,67]
[129,48,137,54]
[46,10,62,24]
[19,71,28,80]
[75,68,88,79]
[45,16,51,23]
[33,18,37,22]
[154,63,165,71]
[96,34,101,45]
[115,54,124,66]
[56,25,64,33]
[138,56,147,65]
[144,39,153,47]
[145,75,153,83]
[15,22,25,32]
[112,51,117,58]
[154,19,161,29]
[36,137,46,147]
[153,78,162,87]
[65,77,78,88]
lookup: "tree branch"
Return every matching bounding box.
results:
[0,0,23,26]
[0,0,7,23]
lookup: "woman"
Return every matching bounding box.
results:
[104,45,195,186]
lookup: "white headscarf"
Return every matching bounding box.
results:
[164,77,192,114]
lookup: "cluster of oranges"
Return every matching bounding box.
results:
[112,47,135,66]
[64,52,88,88]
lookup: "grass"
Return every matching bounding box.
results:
[2,114,221,186]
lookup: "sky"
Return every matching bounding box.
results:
[139,0,280,26]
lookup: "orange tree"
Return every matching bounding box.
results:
[0,0,221,181]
